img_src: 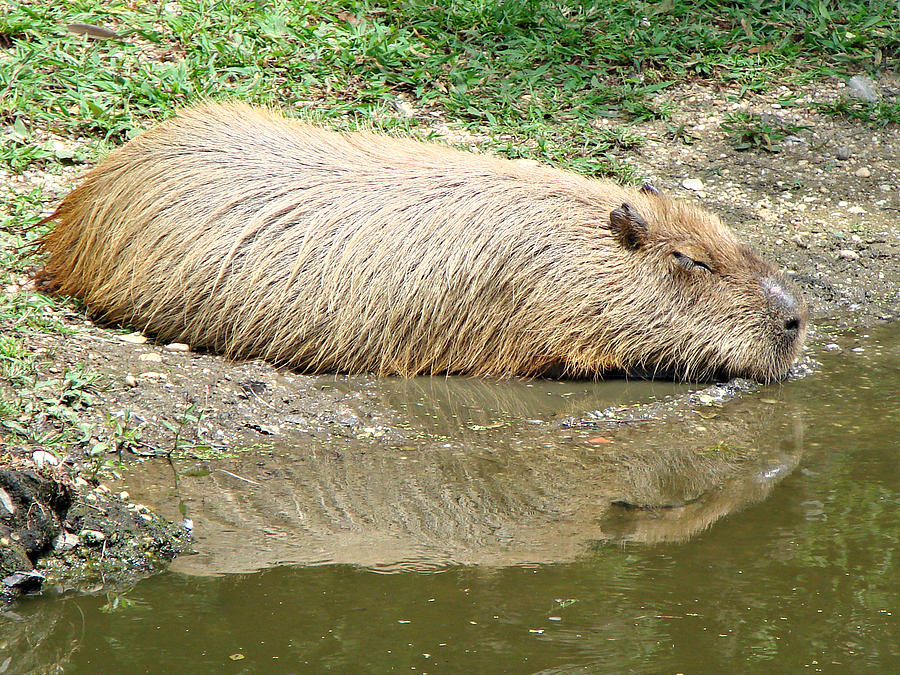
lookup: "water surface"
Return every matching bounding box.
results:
[4,325,897,673]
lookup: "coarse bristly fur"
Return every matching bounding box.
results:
[38,103,808,381]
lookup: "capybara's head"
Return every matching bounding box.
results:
[564,187,807,382]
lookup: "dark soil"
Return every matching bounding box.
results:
[1,456,187,602]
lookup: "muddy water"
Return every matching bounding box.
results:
[6,325,898,673]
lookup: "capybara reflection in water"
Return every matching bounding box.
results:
[39,103,807,381]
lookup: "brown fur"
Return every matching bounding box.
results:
[38,103,807,381]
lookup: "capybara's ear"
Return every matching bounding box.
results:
[640,181,661,196]
[609,203,649,251]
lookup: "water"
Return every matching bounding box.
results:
[4,326,897,673]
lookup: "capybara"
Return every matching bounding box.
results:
[39,103,807,381]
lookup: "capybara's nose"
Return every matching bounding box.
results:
[762,275,806,339]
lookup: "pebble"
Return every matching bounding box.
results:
[0,489,13,515]
[838,249,860,260]
[835,147,851,161]
[682,178,704,191]
[847,206,866,215]
[139,352,163,362]
[854,167,871,178]
[124,374,138,387]
[790,234,809,249]
[53,532,80,551]
[2,571,44,592]
[393,98,416,118]
[824,343,841,351]
[118,332,148,344]
[165,342,190,352]
[32,450,59,468]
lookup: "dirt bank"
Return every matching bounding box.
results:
[0,454,187,602]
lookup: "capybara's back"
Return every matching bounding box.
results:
[40,103,807,380]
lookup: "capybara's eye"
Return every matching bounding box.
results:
[673,251,712,273]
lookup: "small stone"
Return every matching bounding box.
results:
[851,347,864,353]
[32,450,59,468]
[139,513,153,522]
[0,489,14,515]
[124,374,138,387]
[824,343,841,351]
[847,205,866,215]
[118,332,148,344]
[53,532,80,551]
[854,167,871,178]
[790,234,809,248]
[682,178,704,191]
[2,571,44,593]
[139,352,163,362]
[118,491,129,500]
[394,98,416,118]
[165,342,190,352]
[836,147,851,161]
[838,249,860,260]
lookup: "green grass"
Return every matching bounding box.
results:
[815,99,900,126]
[0,0,896,176]
[720,111,809,152]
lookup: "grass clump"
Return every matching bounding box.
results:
[720,112,809,152]
[816,100,900,127]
